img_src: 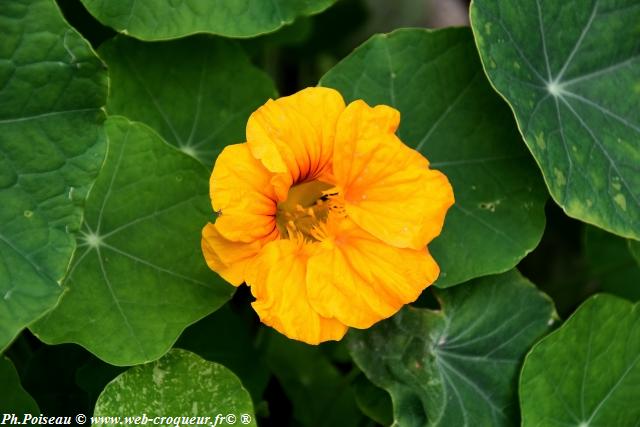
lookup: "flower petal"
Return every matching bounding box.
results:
[211,143,278,243]
[306,217,439,328]
[334,100,401,142]
[333,100,454,249]
[246,87,346,199]
[246,239,348,344]
[201,223,261,286]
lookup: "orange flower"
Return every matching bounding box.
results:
[202,87,454,344]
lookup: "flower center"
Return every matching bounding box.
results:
[276,180,340,241]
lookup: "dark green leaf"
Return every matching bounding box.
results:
[31,117,234,366]
[80,0,338,40]
[584,225,640,300]
[348,270,556,427]
[471,0,640,239]
[520,294,640,426]
[100,35,277,166]
[353,374,393,426]
[320,28,547,287]
[0,0,107,351]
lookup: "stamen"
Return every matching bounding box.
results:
[275,180,345,242]
[309,223,329,242]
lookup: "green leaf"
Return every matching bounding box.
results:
[320,28,547,288]
[470,0,640,240]
[94,349,256,426]
[31,117,234,366]
[99,35,277,166]
[0,0,107,351]
[584,225,640,301]
[347,270,556,427]
[352,374,393,426]
[79,0,337,40]
[520,294,640,426]
[176,304,270,404]
[0,356,39,413]
[265,332,365,427]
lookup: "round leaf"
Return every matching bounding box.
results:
[31,117,234,366]
[0,0,107,351]
[347,270,557,427]
[94,349,256,426]
[520,294,640,426]
[320,28,548,287]
[99,35,277,166]
[470,0,640,240]
[80,0,337,40]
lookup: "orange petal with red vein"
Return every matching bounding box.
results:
[246,87,346,199]
[211,143,278,243]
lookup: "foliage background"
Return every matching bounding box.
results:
[1,0,639,426]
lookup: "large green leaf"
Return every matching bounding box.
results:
[520,294,640,426]
[320,28,547,288]
[348,270,556,427]
[94,349,256,427]
[79,0,337,40]
[100,35,277,166]
[31,117,234,366]
[470,0,640,240]
[584,225,640,300]
[0,0,107,351]
[0,356,38,413]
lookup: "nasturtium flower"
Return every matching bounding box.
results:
[202,87,454,344]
